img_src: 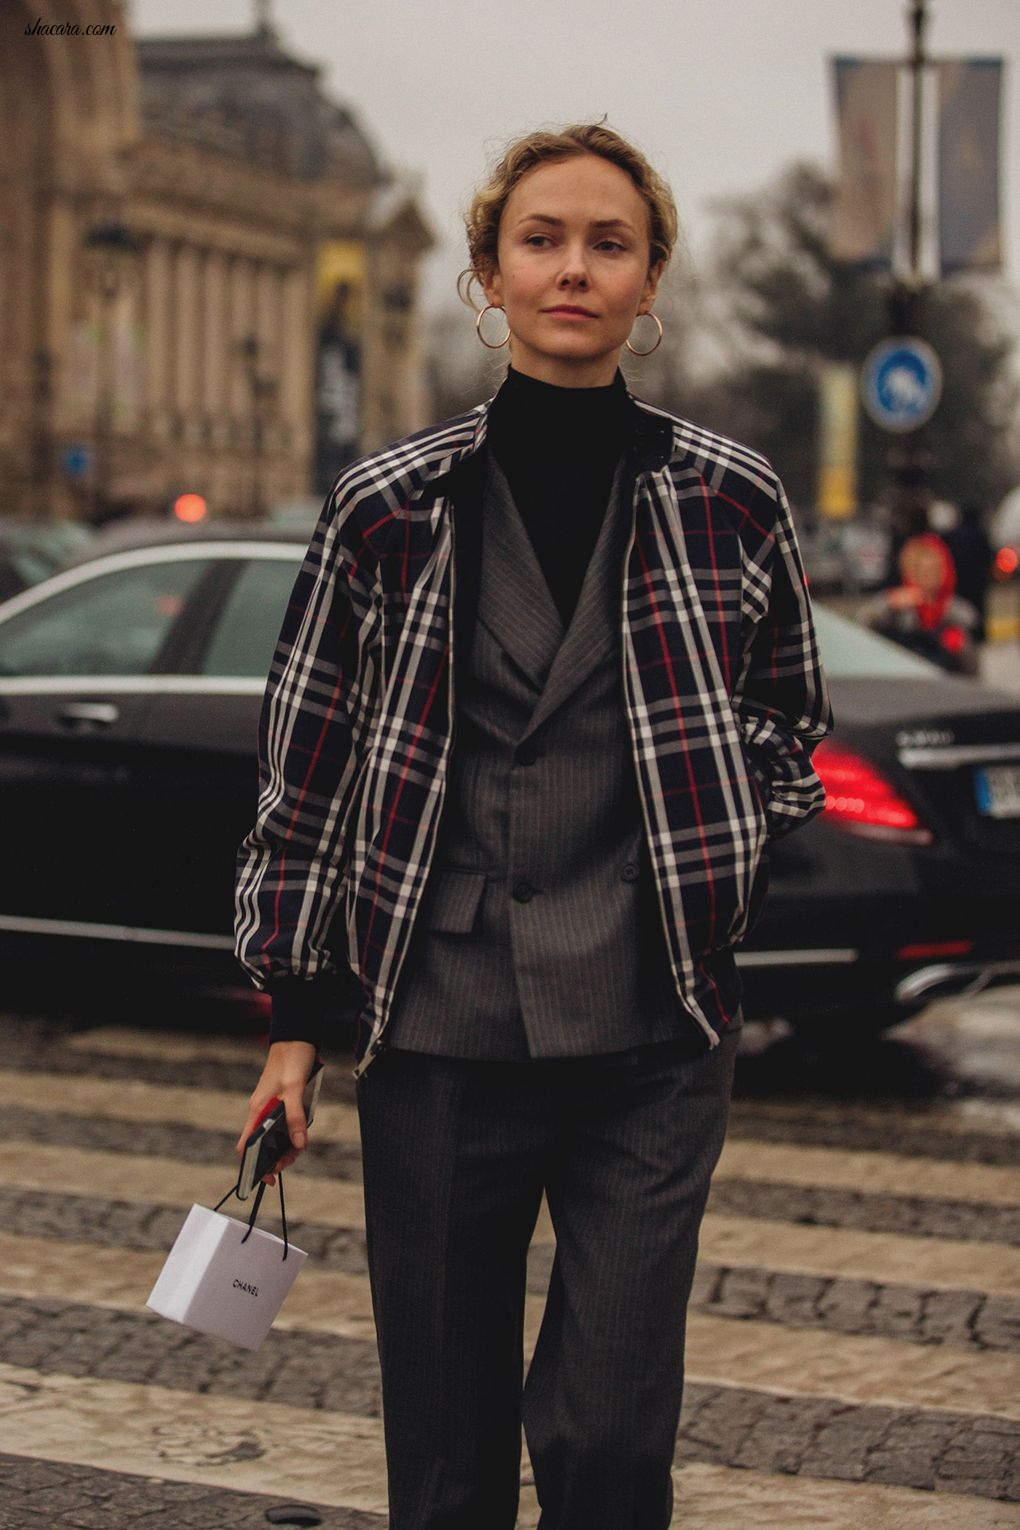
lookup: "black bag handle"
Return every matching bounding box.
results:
[214,1174,290,1260]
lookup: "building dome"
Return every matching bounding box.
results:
[136,26,382,185]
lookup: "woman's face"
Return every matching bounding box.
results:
[904,544,948,598]
[483,153,662,388]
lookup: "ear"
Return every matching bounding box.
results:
[481,264,504,310]
[638,260,664,315]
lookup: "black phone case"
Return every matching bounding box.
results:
[236,1061,324,1199]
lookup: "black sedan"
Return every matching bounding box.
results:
[0,519,95,603]
[0,526,1017,1034]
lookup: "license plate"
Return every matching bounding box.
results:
[974,764,1020,818]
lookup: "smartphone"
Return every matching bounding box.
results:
[236,1058,324,1199]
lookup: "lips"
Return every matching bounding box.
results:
[544,305,596,317]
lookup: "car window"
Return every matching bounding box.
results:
[0,558,210,678]
[200,555,301,678]
[813,603,943,679]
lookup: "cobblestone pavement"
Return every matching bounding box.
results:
[0,990,1018,1528]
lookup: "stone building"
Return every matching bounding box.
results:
[0,0,432,522]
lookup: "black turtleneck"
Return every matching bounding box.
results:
[485,367,633,627]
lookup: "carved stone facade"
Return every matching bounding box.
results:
[0,1,432,521]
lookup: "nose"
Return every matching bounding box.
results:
[557,242,590,289]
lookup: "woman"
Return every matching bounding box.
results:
[864,530,979,674]
[235,123,831,1530]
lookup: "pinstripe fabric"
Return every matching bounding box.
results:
[356,1031,739,1529]
[387,457,693,1059]
[235,390,832,1072]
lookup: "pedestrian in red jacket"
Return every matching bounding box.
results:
[864,532,980,675]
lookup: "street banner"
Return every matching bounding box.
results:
[817,362,858,519]
[937,58,1004,274]
[830,57,900,268]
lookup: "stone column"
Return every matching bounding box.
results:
[143,237,171,443]
[227,254,254,426]
[201,247,228,448]
[280,262,313,482]
[172,242,199,444]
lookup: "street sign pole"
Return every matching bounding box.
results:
[886,0,934,550]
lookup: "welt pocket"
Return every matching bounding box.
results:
[425,868,487,934]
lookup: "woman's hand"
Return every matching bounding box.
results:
[236,1040,318,1185]
[887,585,922,611]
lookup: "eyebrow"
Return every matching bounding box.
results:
[514,214,638,233]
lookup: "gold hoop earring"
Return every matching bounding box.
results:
[626,312,663,357]
[476,304,511,349]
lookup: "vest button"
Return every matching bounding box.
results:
[515,746,539,767]
[512,879,535,903]
[620,862,640,883]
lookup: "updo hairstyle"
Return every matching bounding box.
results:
[459,123,678,307]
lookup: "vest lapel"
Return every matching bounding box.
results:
[477,457,563,689]
[522,458,633,738]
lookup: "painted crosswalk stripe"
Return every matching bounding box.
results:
[66,1025,268,1065]
[669,1461,1020,1530]
[716,1139,1020,1205]
[11,1140,1020,1300]
[4,1141,371,1230]
[59,1025,1020,1145]
[683,1312,1020,1419]
[0,1232,379,1341]
[0,1361,1014,1529]
[0,1228,1019,1422]
[4,1068,1018,1213]
[0,1362,389,1513]
[6,1009,1020,1522]
[697,1213,1020,1298]
[730,1095,1020,1145]
[0,1067,362,1143]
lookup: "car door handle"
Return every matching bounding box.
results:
[55,702,120,730]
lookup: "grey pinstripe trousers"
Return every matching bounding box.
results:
[356,1029,739,1529]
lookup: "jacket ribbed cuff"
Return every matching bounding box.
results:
[267,978,327,1049]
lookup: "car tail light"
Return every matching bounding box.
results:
[896,940,974,959]
[813,741,934,844]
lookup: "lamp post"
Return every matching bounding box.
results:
[906,0,927,292]
[240,333,279,519]
[82,217,147,525]
[886,0,933,544]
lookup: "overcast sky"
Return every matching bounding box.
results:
[130,0,1020,314]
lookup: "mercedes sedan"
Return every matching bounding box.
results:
[0,526,1017,1035]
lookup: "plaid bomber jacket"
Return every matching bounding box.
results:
[234,388,833,1072]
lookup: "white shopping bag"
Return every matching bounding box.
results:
[147,1181,307,1351]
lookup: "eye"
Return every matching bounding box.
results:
[524,233,553,248]
[595,239,627,253]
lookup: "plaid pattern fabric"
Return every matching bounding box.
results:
[235,391,832,1070]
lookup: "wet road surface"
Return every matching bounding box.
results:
[0,982,1017,1527]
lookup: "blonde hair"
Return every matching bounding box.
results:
[460,123,678,305]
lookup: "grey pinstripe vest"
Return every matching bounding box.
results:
[386,456,686,1059]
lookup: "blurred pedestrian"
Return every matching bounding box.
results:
[234,122,832,1530]
[863,531,980,675]
[882,492,931,588]
[945,502,995,643]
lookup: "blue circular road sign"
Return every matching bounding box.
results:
[61,443,92,479]
[861,338,943,433]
